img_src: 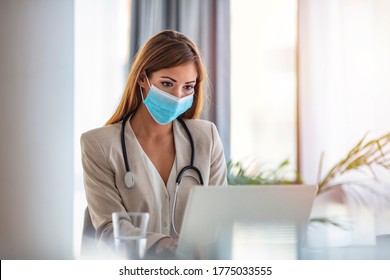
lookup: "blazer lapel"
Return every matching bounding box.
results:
[173,119,192,175]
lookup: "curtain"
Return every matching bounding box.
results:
[130,0,231,160]
[299,0,390,241]
[299,0,390,185]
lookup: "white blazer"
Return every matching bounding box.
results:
[81,118,227,251]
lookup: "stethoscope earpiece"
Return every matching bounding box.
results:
[124,171,135,189]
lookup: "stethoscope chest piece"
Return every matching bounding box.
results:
[124,171,135,189]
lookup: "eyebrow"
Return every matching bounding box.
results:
[160,76,196,84]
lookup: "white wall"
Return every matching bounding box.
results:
[0,0,74,259]
[74,0,130,257]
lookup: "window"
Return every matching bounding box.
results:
[230,0,298,175]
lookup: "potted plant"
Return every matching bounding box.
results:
[227,132,390,232]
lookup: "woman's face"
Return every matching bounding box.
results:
[144,62,198,99]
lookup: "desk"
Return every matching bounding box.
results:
[171,234,390,260]
[300,234,390,260]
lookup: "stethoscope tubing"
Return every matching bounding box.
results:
[120,112,204,237]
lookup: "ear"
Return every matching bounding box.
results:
[138,72,148,88]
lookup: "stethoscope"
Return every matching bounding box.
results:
[120,111,204,236]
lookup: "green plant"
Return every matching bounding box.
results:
[227,132,390,231]
[227,132,390,192]
[227,159,301,185]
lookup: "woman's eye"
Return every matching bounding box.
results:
[161,81,173,87]
[184,85,195,91]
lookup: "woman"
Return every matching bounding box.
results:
[81,30,227,257]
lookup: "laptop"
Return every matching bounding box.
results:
[176,184,318,260]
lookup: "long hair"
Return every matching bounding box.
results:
[105,30,207,125]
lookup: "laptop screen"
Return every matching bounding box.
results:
[176,184,318,260]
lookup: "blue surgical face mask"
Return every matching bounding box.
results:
[141,76,194,125]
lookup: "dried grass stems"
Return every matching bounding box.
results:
[318,132,390,194]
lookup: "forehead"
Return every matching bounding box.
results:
[151,62,198,81]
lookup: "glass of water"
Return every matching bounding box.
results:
[112,212,150,259]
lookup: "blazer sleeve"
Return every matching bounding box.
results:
[81,132,126,250]
[80,132,169,253]
[209,123,228,186]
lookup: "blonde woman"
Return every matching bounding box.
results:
[81,30,227,258]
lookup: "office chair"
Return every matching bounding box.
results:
[81,207,97,256]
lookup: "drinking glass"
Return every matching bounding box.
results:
[112,212,149,259]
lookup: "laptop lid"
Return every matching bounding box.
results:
[176,184,318,260]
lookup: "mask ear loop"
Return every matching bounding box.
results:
[139,87,145,102]
[139,71,152,102]
[145,74,152,87]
